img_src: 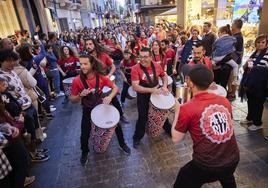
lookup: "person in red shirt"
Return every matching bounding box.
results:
[70,54,131,166]
[84,38,128,123]
[119,50,137,105]
[187,43,213,70]
[131,47,169,148]
[151,40,167,71]
[172,64,239,188]
[139,31,149,48]
[161,39,176,76]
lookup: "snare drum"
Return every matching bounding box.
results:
[208,83,227,97]
[146,93,175,137]
[91,104,120,153]
[62,77,75,96]
[127,86,137,99]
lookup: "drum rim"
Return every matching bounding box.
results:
[91,104,120,128]
[62,77,75,84]
[127,86,137,97]
[208,84,227,97]
[102,86,112,93]
[150,92,175,110]
[159,76,173,86]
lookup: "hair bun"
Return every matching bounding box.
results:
[226,24,230,29]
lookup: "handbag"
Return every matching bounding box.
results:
[33,86,46,103]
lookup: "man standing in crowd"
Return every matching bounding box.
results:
[202,22,217,57]
[131,47,168,148]
[172,64,239,188]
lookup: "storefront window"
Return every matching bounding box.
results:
[0,0,20,38]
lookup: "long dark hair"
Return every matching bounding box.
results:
[218,24,232,36]
[15,43,33,61]
[79,54,105,80]
[84,38,106,57]
[59,45,76,59]
[151,40,165,62]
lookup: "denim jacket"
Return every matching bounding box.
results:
[212,35,237,57]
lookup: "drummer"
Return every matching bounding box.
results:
[119,49,137,106]
[70,54,131,166]
[84,38,129,123]
[171,64,239,187]
[131,47,169,148]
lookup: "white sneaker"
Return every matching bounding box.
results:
[50,107,56,112]
[240,119,253,124]
[248,125,263,131]
[57,92,65,97]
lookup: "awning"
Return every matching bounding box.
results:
[159,7,177,16]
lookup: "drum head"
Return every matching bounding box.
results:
[102,86,112,94]
[158,76,173,86]
[128,86,137,98]
[150,92,175,110]
[91,104,120,129]
[110,75,115,82]
[208,84,227,97]
[63,77,75,84]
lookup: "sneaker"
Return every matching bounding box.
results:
[24,176,35,187]
[119,144,131,155]
[120,116,129,124]
[39,133,47,142]
[31,153,50,162]
[248,125,263,131]
[57,92,65,97]
[80,152,88,166]
[50,107,56,112]
[46,113,54,119]
[36,148,49,155]
[133,140,140,149]
[41,127,47,132]
[264,136,268,141]
[240,119,253,124]
[50,105,55,108]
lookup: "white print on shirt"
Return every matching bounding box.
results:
[200,104,233,144]
[142,73,154,81]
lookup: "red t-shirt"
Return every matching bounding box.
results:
[188,57,213,70]
[121,59,137,69]
[139,38,148,47]
[152,54,167,66]
[175,92,239,167]
[165,48,176,65]
[131,62,166,84]
[58,56,79,72]
[71,74,115,96]
[97,52,113,72]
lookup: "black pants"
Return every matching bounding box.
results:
[246,92,266,126]
[213,64,232,89]
[174,160,238,188]
[111,96,123,117]
[0,175,11,188]
[80,107,126,153]
[133,93,150,141]
[120,81,130,103]
[24,105,40,140]
[3,139,30,188]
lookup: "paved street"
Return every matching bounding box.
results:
[27,93,268,188]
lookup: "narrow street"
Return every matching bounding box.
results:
[29,95,268,188]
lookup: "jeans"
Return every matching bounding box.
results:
[80,107,126,153]
[24,105,40,140]
[120,82,130,103]
[174,160,238,188]
[50,69,61,94]
[3,139,30,188]
[133,93,150,141]
[246,92,266,126]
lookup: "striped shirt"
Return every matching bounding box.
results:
[252,50,268,67]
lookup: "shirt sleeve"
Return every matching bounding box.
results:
[131,65,140,81]
[71,77,80,96]
[104,53,113,67]
[101,75,115,89]
[156,63,166,78]
[175,105,191,133]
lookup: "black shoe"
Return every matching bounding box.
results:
[133,140,140,149]
[120,116,129,124]
[31,153,50,162]
[119,144,131,155]
[80,152,88,166]
[46,113,54,119]
[36,148,49,155]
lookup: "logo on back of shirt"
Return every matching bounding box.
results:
[200,104,233,144]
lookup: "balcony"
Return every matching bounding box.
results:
[140,0,176,9]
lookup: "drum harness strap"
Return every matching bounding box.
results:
[139,62,158,88]
[80,74,99,94]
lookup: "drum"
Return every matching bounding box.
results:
[158,76,173,91]
[91,104,120,153]
[110,75,115,83]
[127,86,137,99]
[102,86,112,97]
[146,93,175,137]
[62,77,75,96]
[208,83,227,97]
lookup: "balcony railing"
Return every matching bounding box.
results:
[140,0,176,7]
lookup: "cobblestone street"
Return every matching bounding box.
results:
[28,95,268,188]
